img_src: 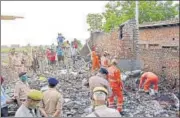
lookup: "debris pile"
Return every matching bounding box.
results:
[1,57,179,117]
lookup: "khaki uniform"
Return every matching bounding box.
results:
[37,50,45,73]
[8,53,16,80]
[86,105,121,117]
[39,88,63,117]
[14,81,30,103]
[13,55,23,75]
[22,54,32,72]
[15,104,41,117]
[89,73,112,97]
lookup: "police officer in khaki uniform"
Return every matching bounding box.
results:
[37,47,45,74]
[39,78,63,117]
[8,48,16,80]
[86,87,121,117]
[13,52,23,77]
[84,68,112,97]
[14,72,30,106]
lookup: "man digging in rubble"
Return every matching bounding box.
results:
[14,72,30,107]
[39,77,63,117]
[139,71,159,95]
[108,59,124,115]
[15,89,43,117]
[86,87,121,117]
[100,51,110,69]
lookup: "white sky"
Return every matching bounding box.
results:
[1,1,108,46]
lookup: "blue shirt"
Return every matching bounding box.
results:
[1,86,8,108]
[56,47,64,56]
[57,36,64,43]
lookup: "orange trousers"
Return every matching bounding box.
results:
[92,56,100,71]
[144,78,158,92]
[108,86,123,112]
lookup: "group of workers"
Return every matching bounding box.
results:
[83,48,159,117]
[1,36,160,117]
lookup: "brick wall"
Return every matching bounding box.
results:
[139,25,179,47]
[94,19,136,60]
[139,49,179,90]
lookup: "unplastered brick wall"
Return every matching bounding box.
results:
[94,19,137,60]
[139,48,179,90]
[139,25,179,46]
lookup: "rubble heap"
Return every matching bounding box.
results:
[1,58,179,117]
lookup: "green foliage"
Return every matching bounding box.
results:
[86,13,103,31]
[86,1,179,33]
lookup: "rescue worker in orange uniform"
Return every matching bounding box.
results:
[100,51,110,69]
[139,72,159,94]
[91,49,100,72]
[107,59,124,115]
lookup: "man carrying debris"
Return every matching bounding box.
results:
[108,59,124,115]
[86,87,121,117]
[14,72,30,106]
[15,89,43,117]
[100,51,110,69]
[39,78,63,117]
[139,72,159,95]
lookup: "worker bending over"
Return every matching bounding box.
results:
[86,87,121,117]
[15,89,43,117]
[40,78,63,117]
[139,72,159,94]
[108,59,124,115]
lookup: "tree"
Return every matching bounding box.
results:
[86,13,103,32]
[97,1,179,32]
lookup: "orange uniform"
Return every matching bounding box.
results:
[91,51,100,71]
[107,65,123,112]
[139,72,159,92]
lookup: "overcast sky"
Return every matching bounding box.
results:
[1,1,108,46]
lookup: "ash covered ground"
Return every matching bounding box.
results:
[1,56,179,117]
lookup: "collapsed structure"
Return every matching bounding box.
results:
[80,18,179,92]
